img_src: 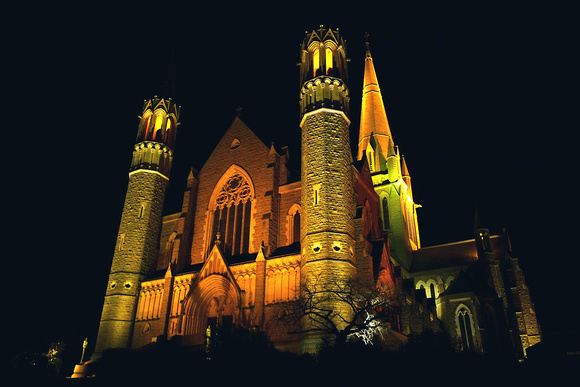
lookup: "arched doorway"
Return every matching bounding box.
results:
[181,274,242,346]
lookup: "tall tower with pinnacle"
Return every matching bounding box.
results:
[358,39,420,270]
[299,27,356,351]
[93,97,180,358]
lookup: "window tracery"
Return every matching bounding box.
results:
[206,170,254,257]
[457,305,475,351]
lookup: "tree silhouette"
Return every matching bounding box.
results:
[276,275,401,347]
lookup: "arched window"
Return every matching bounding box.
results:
[206,168,254,257]
[287,203,301,245]
[325,46,333,74]
[457,305,475,351]
[165,116,174,146]
[416,282,426,297]
[382,197,390,230]
[153,111,164,142]
[292,211,300,243]
[139,110,152,141]
[312,47,320,77]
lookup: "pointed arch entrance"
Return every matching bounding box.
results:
[180,247,243,346]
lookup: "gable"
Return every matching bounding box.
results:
[196,243,237,284]
[199,117,270,174]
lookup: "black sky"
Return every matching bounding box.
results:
[6,3,579,358]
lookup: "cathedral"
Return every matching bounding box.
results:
[91,27,541,362]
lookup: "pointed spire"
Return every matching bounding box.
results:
[256,241,266,262]
[164,263,173,279]
[387,141,400,182]
[401,155,413,197]
[400,155,410,178]
[358,35,392,162]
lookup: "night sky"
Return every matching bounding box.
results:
[6,3,579,358]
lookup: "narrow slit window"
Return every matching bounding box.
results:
[118,234,125,251]
[313,185,320,206]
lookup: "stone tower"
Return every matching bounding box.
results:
[358,42,420,270]
[299,27,356,351]
[92,97,180,358]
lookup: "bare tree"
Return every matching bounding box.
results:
[276,275,401,347]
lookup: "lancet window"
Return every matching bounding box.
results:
[382,197,390,230]
[206,170,254,257]
[457,305,475,351]
[136,109,175,147]
[325,46,333,74]
[287,204,301,245]
[312,47,320,77]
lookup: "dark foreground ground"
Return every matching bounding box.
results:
[10,333,578,386]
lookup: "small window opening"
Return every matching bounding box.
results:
[313,184,320,206]
[118,234,125,251]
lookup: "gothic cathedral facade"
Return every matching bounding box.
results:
[93,28,541,361]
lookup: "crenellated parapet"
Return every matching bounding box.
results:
[130,141,174,178]
[300,76,349,116]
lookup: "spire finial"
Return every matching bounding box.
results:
[235,106,243,117]
[364,32,371,57]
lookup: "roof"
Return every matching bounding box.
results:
[270,242,301,258]
[411,235,507,273]
[411,239,479,272]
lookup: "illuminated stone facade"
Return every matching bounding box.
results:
[93,28,541,361]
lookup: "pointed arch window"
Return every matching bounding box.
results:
[457,306,475,351]
[206,169,254,257]
[287,204,301,245]
[164,116,175,146]
[325,46,333,74]
[312,47,320,77]
[153,111,164,142]
[138,110,152,142]
[382,197,390,230]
